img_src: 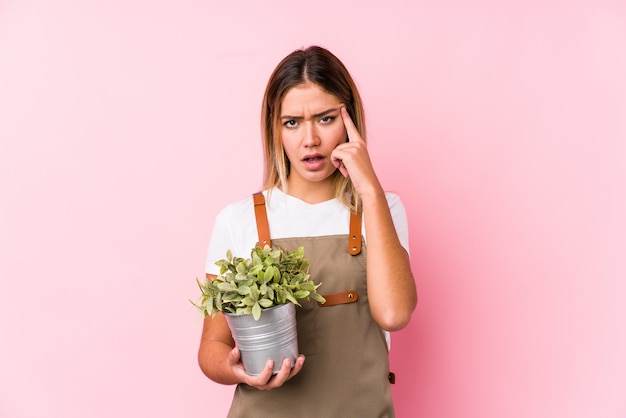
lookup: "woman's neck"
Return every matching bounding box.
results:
[283,178,334,204]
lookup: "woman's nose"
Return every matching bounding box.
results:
[303,122,319,146]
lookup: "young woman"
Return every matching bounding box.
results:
[198,45,417,417]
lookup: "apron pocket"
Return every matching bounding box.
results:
[295,299,319,355]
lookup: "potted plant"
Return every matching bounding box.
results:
[193,245,325,375]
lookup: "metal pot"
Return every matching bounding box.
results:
[224,303,298,376]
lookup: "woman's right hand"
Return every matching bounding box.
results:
[198,311,304,389]
[227,346,305,390]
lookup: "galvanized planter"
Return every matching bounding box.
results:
[224,303,298,376]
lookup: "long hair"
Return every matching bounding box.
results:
[260,45,366,212]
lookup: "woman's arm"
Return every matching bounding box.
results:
[332,107,417,331]
[197,309,239,385]
[360,191,417,331]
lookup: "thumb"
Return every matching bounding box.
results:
[229,346,241,363]
[330,152,346,177]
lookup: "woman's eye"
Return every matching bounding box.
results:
[320,116,335,124]
[284,120,297,128]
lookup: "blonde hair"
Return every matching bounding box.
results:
[260,46,366,212]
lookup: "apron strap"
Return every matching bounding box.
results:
[348,209,362,255]
[253,192,271,248]
[251,192,362,256]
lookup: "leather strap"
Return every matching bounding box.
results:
[253,192,271,248]
[252,192,362,256]
[348,210,362,255]
[318,290,359,307]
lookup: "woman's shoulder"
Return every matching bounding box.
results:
[384,190,404,205]
[383,191,408,222]
[214,192,258,221]
[384,190,401,201]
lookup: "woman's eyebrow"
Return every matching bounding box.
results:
[280,107,340,120]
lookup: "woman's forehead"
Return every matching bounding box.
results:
[280,83,341,116]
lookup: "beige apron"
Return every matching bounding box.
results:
[227,193,394,418]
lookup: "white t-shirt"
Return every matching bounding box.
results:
[205,188,410,275]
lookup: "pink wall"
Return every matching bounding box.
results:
[1,1,624,417]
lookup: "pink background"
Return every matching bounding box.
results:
[1,1,625,417]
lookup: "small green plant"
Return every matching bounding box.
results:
[193,245,325,320]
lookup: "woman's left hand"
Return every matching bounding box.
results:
[331,107,383,199]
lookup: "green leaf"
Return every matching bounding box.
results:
[250,284,260,299]
[252,303,262,320]
[292,246,304,258]
[237,285,251,295]
[250,264,263,275]
[216,282,236,292]
[236,262,248,274]
[269,266,281,283]
[258,299,273,308]
[285,292,299,305]
[262,266,273,282]
[311,293,326,303]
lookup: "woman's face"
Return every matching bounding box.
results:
[279,83,346,195]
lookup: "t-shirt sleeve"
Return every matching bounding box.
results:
[204,205,234,276]
[204,196,258,275]
[386,192,411,255]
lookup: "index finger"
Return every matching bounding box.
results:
[340,106,362,143]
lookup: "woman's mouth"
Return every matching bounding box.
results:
[302,154,325,170]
